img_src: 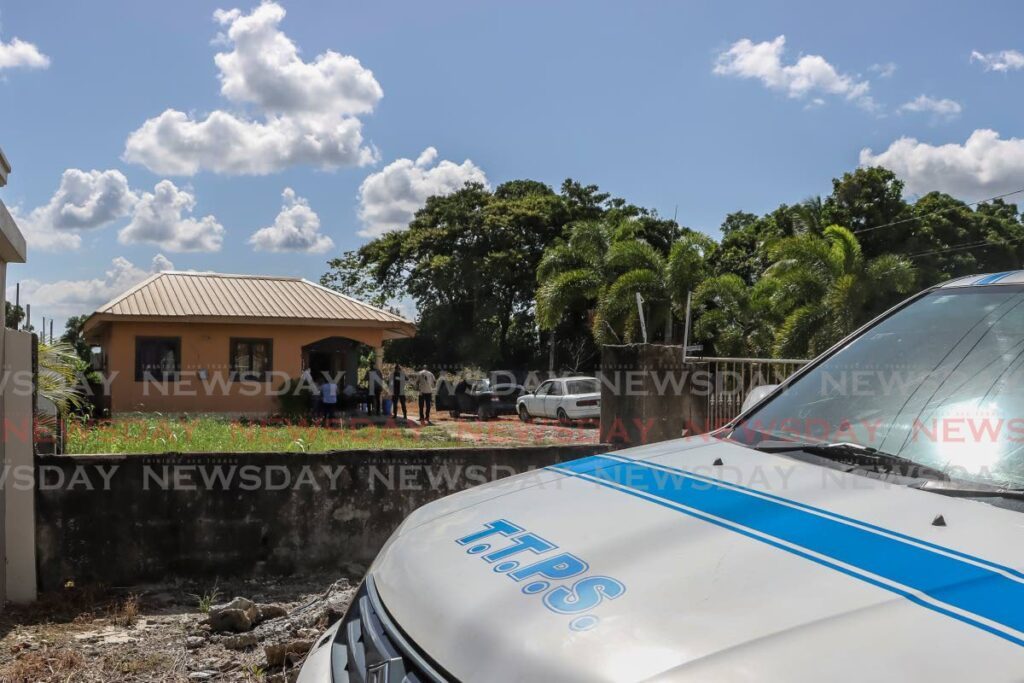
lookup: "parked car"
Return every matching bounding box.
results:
[299,272,1024,682]
[516,376,600,424]
[435,378,525,420]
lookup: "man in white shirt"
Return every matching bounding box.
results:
[417,367,436,423]
[320,378,338,422]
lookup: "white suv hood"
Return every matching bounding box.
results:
[371,437,1024,682]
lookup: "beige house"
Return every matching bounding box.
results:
[82,271,415,414]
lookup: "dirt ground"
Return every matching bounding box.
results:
[0,571,358,682]
[417,411,601,446]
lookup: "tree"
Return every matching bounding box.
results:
[37,340,86,415]
[5,301,24,330]
[692,274,775,357]
[324,180,576,368]
[60,315,93,363]
[764,225,916,358]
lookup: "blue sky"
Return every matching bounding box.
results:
[3,0,1024,330]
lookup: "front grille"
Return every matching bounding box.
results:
[331,577,449,683]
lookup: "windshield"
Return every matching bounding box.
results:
[735,285,1024,489]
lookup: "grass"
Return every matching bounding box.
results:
[192,583,221,614]
[66,415,464,454]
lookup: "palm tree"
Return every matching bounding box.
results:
[37,340,86,415]
[692,274,776,357]
[764,225,915,358]
[535,220,609,332]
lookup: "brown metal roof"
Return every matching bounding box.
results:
[83,271,415,338]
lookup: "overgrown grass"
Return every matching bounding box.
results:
[66,416,464,454]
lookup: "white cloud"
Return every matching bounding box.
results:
[869,62,897,78]
[212,3,381,116]
[0,35,49,70]
[860,129,1024,197]
[20,254,174,319]
[714,35,874,109]
[971,49,1024,72]
[123,2,381,175]
[119,180,225,252]
[10,169,138,251]
[357,147,488,237]
[249,187,334,253]
[898,95,963,119]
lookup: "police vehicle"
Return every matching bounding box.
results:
[298,273,1024,681]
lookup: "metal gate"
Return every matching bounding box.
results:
[691,356,809,429]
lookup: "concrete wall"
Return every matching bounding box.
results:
[4,329,35,602]
[34,444,610,591]
[600,343,709,446]
[97,321,387,414]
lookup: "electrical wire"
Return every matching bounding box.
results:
[852,186,1024,236]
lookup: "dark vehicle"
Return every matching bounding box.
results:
[435,378,525,420]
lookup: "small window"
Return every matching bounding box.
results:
[535,381,553,397]
[135,337,181,381]
[230,338,273,380]
[549,381,564,396]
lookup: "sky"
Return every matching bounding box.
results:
[3,0,1024,331]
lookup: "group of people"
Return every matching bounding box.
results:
[314,364,436,423]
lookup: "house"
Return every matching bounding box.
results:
[82,271,415,414]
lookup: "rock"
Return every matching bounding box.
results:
[188,673,216,680]
[221,633,259,650]
[257,604,289,622]
[207,596,260,633]
[207,608,253,633]
[185,636,206,650]
[265,639,314,668]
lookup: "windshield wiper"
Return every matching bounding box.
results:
[911,481,1024,501]
[754,440,949,481]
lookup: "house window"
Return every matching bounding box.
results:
[230,338,273,380]
[135,337,180,381]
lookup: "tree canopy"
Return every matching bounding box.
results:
[327,166,1024,369]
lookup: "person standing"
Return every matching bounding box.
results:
[417,366,436,424]
[391,365,408,419]
[368,365,384,416]
[320,376,338,422]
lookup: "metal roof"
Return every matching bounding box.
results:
[83,271,415,338]
[939,271,1024,288]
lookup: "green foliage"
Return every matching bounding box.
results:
[38,340,86,416]
[5,301,24,330]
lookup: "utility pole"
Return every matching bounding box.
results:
[682,291,693,360]
[635,292,648,343]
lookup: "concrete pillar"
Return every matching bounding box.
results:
[599,343,709,447]
[4,329,35,602]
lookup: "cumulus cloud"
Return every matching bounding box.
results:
[249,187,334,253]
[898,95,963,120]
[10,169,138,251]
[357,147,488,237]
[860,129,1024,197]
[0,34,49,70]
[119,180,225,252]
[123,2,381,175]
[970,49,1024,72]
[20,254,174,319]
[714,35,874,109]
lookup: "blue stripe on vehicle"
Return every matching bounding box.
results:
[604,452,1024,582]
[975,271,1018,285]
[549,455,1024,646]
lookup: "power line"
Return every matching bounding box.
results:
[852,185,1024,236]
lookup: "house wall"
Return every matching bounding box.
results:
[101,321,386,414]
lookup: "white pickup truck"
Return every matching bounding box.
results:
[298,272,1024,681]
